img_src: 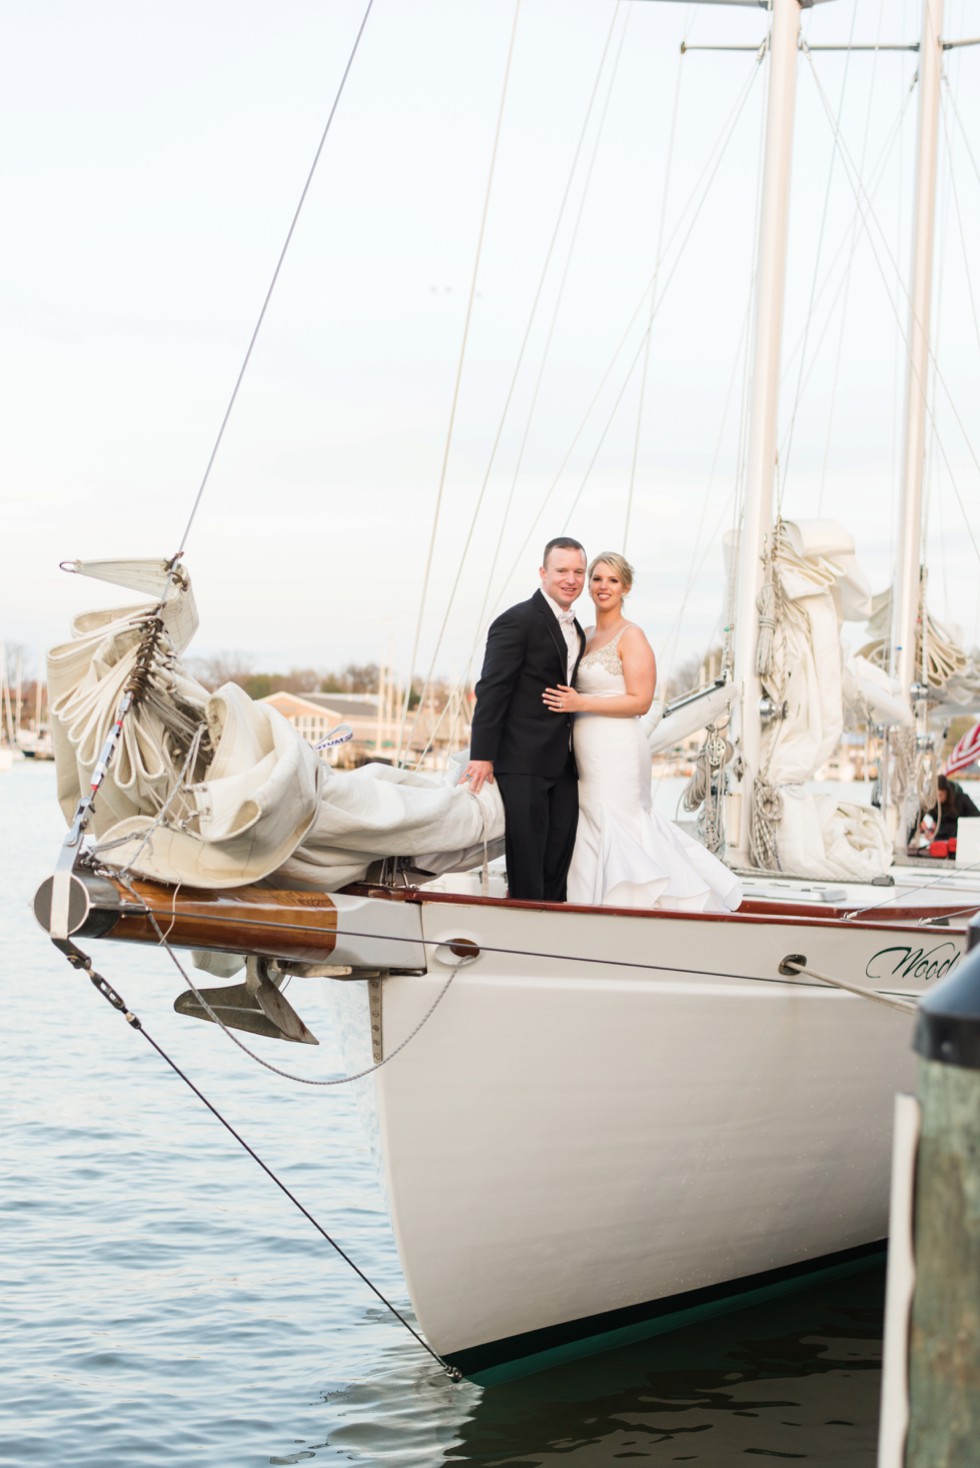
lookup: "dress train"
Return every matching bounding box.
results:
[565,629,741,913]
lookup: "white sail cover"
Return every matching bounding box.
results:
[645,683,737,756]
[760,519,870,784]
[857,588,980,708]
[48,560,503,890]
[752,521,894,880]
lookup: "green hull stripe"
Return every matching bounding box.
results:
[453,1241,886,1385]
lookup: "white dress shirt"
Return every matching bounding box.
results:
[542,590,580,685]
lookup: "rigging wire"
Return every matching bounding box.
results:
[724,19,772,678]
[622,29,687,555]
[924,81,957,635]
[175,0,377,557]
[402,43,766,772]
[802,44,980,572]
[941,62,980,202]
[399,0,628,762]
[710,38,772,696]
[891,0,910,525]
[940,83,980,356]
[939,13,980,641]
[655,299,751,688]
[396,0,524,766]
[407,5,648,770]
[406,46,766,772]
[765,20,917,504]
[47,0,379,886]
[814,62,914,514]
[774,79,916,423]
[497,51,767,613]
[641,23,767,693]
[778,0,863,508]
[64,942,458,1379]
[471,5,635,654]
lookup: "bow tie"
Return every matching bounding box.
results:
[557,611,576,627]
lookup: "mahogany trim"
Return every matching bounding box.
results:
[348,882,974,934]
[83,877,340,962]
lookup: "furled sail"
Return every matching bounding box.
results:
[857,588,980,708]
[748,520,894,879]
[48,560,504,891]
[645,683,737,757]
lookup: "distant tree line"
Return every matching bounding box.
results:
[187,654,429,706]
[187,654,381,699]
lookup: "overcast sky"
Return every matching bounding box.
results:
[2,0,979,694]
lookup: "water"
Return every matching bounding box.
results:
[1,762,886,1466]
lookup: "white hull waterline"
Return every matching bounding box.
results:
[41,868,967,1378]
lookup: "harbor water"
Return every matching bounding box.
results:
[2,761,888,1466]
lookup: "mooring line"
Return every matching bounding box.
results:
[778,957,918,1015]
[55,937,460,1382]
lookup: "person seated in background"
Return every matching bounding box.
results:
[922,773,980,842]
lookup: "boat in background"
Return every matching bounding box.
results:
[1,644,24,771]
[17,727,55,761]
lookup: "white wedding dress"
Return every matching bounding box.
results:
[566,629,742,912]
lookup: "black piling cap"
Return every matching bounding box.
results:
[913,912,980,1071]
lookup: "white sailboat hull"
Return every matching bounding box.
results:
[36,866,969,1378]
[333,893,958,1376]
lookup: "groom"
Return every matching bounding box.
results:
[461,537,587,902]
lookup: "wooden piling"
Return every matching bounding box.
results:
[904,920,980,1466]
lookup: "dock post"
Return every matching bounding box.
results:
[904,913,980,1465]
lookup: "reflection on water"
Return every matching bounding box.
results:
[313,1265,884,1466]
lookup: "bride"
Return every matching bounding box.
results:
[542,552,741,912]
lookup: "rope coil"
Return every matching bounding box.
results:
[916,743,940,816]
[755,575,777,680]
[682,728,732,856]
[749,777,784,871]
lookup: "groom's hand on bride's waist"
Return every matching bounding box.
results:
[460,760,494,795]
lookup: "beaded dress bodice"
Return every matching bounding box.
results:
[577,625,627,688]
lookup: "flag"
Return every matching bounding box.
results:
[945,718,980,776]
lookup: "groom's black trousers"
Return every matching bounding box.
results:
[496,760,579,903]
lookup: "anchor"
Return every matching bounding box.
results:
[175,955,319,1045]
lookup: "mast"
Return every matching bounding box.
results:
[14,652,23,744]
[890,0,944,704]
[879,0,943,838]
[0,646,15,747]
[728,0,804,864]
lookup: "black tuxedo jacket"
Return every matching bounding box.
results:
[470,590,586,778]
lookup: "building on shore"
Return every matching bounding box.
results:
[259,689,472,769]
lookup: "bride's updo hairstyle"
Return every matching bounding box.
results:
[588,552,634,594]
